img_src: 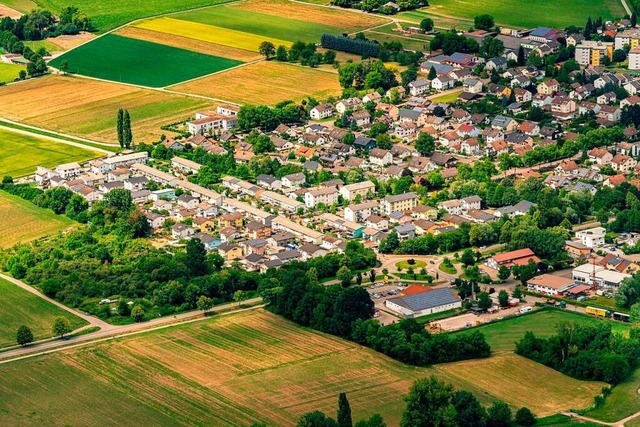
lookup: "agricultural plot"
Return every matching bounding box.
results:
[0,310,601,426]
[49,34,243,87]
[0,75,210,143]
[0,191,77,249]
[0,62,23,83]
[415,0,624,29]
[14,0,233,32]
[115,27,261,62]
[436,354,605,417]
[0,127,101,177]
[170,61,342,105]
[450,309,630,353]
[0,277,87,347]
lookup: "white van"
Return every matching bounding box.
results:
[519,306,533,314]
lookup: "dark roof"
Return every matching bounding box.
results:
[388,288,460,312]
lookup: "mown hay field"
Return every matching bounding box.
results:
[435,354,605,417]
[449,309,630,353]
[0,310,605,426]
[49,34,243,87]
[170,61,342,105]
[0,191,77,249]
[0,127,101,177]
[0,75,210,143]
[134,17,293,52]
[115,27,262,62]
[0,277,87,347]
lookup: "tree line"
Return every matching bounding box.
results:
[321,34,380,58]
[515,322,640,384]
[117,108,133,149]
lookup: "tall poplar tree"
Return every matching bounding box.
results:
[116,108,124,148]
[337,393,352,427]
[123,110,132,148]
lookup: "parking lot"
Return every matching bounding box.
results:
[366,283,404,325]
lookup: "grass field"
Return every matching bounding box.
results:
[588,368,640,422]
[174,5,338,43]
[12,0,233,32]
[0,62,23,83]
[436,353,605,416]
[171,61,342,105]
[0,277,87,348]
[0,75,210,143]
[414,0,624,28]
[115,26,261,61]
[430,90,462,104]
[451,309,630,352]
[396,260,427,269]
[0,310,603,425]
[0,191,77,249]
[49,34,243,87]
[0,128,101,177]
[23,39,62,52]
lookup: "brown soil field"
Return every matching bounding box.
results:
[47,32,97,50]
[0,75,209,143]
[233,0,388,30]
[115,27,261,62]
[170,61,342,105]
[0,4,22,18]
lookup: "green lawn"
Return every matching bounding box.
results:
[439,263,457,274]
[588,368,640,422]
[174,6,338,42]
[23,39,61,53]
[364,31,430,53]
[0,62,23,83]
[537,414,601,426]
[418,0,624,28]
[23,0,233,32]
[430,90,462,104]
[0,277,87,348]
[449,309,630,353]
[396,259,427,269]
[49,34,243,87]
[0,128,101,177]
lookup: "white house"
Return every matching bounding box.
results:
[575,227,606,248]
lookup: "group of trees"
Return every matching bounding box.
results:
[322,33,381,58]
[116,108,133,149]
[263,40,337,67]
[237,102,306,131]
[0,7,92,42]
[430,30,479,55]
[516,322,640,384]
[16,317,73,346]
[338,60,398,91]
[332,0,426,14]
[352,317,490,365]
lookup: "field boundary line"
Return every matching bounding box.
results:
[0,124,111,157]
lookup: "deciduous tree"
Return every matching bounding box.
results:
[16,325,34,346]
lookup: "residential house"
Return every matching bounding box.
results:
[310,103,334,120]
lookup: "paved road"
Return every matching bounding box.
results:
[0,273,263,362]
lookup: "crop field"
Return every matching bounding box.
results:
[0,75,210,143]
[0,191,77,249]
[0,62,23,83]
[365,30,430,53]
[0,310,601,425]
[171,61,342,105]
[414,0,624,29]
[0,128,101,177]
[115,27,261,62]
[436,354,605,417]
[450,309,630,353]
[0,277,87,348]
[12,0,234,32]
[49,34,243,87]
[135,17,292,53]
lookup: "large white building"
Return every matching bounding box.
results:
[304,187,339,208]
[385,288,461,318]
[575,227,606,248]
[187,105,239,135]
[572,263,631,289]
[629,47,640,71]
